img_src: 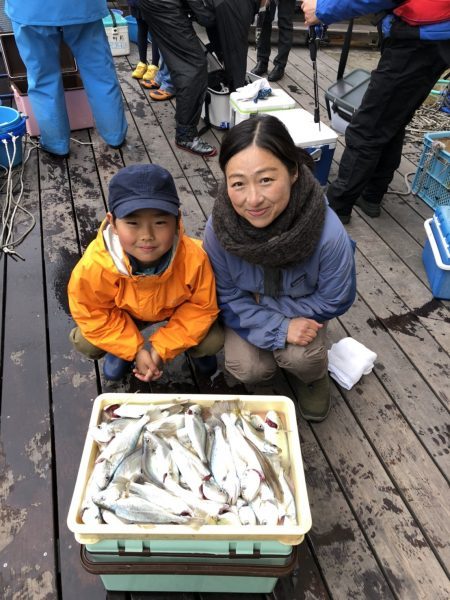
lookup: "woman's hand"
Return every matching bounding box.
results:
[133,347,163,382]
[302,0,320,26]
[287,317,323,346]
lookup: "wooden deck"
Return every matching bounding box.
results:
[1,31,449,600]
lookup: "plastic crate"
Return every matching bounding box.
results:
[412,131,450,209]
[423,219,450,299]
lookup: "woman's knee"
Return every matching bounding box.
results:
[225,355,277,384]
[275,342,328,384]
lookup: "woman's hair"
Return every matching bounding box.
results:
[219,114,315,175]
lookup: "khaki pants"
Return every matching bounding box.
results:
[69,320,224,361]
[224,324,328,385]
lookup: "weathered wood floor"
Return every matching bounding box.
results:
[0,34,449,600]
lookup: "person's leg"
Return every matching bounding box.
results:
[223,327,278,384]
[272,0,295,69]
[139,0,213,153]
[12,23,70,155]
[327,39,447,221]
[62,21,128,148]
[188,320,224,376]
[149,54,176,99]
[274,324,330,421]
[136,17,149,64]
[252,1,275,74]
[69,326,105,360]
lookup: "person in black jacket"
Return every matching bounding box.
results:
[139,0,217,156]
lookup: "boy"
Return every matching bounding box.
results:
[68,163,223,381]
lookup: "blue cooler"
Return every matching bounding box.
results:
[262,108,338,185]
[423,207,450,299]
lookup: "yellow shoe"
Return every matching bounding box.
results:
[143,64,159,81]
[132,62,148,79]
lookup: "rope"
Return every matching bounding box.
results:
[0,134,38,261]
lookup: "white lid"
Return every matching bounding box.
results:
[230,88,297,114]
[261,108,338,146]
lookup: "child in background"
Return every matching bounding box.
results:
[68,164,223,382]
[128,0,159,81]
[142,54,175,101]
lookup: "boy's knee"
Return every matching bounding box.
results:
[69,327,105,360]
[189,320,224,358]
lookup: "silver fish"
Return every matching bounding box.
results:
[142,431,175,486]
[93,492,191,524]
[238,416,281,455]
[240,468,262,503]
[128,480,192,516]
[164,475,229,518]
[97,413,150,467]
[264,410,290,468]
[185,405,207,463]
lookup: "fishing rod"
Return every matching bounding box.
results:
[308,24,327,130]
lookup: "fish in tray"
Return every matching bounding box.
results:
[81,399,296,528]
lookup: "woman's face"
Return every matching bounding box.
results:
[225,145,297,228]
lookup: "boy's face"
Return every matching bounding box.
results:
[107,208,177,268]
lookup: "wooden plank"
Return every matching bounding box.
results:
[38,145,106,599]
[0,159,58,596]
[239,374,392,598]
[328,318,450,571]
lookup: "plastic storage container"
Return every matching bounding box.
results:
[230,88,297,126]
[125,15,138,44]
[422,218,450,300]
[261,108,338,185]
[81,542,298,593]
[325,69,371,134]
[103,11,130,56]
[412,131,450,210]
[0,33,94,136]
[67,393,312,593]
[0,105,27,168]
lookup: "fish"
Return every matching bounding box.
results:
[163,475,229,518]
[240,468,262,503]
[238,415,281,455]
[141,431,176,486]
[185,404,207,463]
[93,492,191,524]
[264,410,290,469]
[128,480,192,516]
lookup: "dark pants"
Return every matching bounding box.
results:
[257,0,295,68]
[327,39,450,217]
[139,0,207,139]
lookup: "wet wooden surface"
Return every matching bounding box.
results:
[0,33,449,600]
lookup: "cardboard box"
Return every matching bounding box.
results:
[0,33,94,136]
[263,108,338,185]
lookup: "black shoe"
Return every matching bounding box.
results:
[251,61,268,77]
[191,355,217,377]
[355,197,381,218]
[338,213,351,224]
[268,65,285,82]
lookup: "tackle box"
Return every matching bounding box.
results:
[261,108,338,185]
[67,393,312,593]
[412,131,450,210]
[423,207,450,299]
[325,68,371,134]
[103,10,130,56]
[0,33,94,136]
[230,87,297,126]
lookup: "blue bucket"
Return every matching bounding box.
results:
[125,15,138,44]
[0,105,27,168]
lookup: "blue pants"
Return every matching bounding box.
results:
[12,20,128,154]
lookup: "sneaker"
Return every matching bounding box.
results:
[191,355,218,377]
[132,62,148,79]
[355,197,381,218]
[175,136,217,157]
[103,353,133,381]
[143,64,159,81]
[292,374,331,422]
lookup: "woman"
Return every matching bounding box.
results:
[203,115,356,421]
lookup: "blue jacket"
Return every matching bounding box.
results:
[6,0,108,25]
[203,205,356,351]
[316,0,450,40]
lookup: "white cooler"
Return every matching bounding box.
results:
[261,108,338,185]
[230,88,297,126]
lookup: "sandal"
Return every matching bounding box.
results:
[141,78,160,90]
[149,89,175,101]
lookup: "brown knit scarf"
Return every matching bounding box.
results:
[212,164,326,296]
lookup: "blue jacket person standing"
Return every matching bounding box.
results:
[5,0,128,157]
[302,0,450,223]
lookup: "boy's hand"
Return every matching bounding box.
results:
[134,348,163,382]
[287,317,323,347]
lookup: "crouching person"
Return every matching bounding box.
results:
[68,164,224,381]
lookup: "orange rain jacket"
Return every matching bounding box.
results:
[68,218,219,362]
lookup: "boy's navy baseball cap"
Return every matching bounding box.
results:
[108,164,180,218]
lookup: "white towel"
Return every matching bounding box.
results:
[327,337,377,390]
[235,78,271,102]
